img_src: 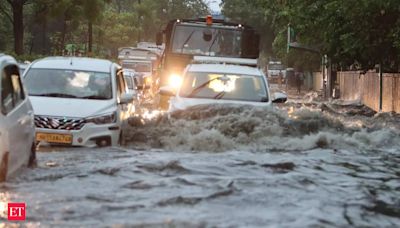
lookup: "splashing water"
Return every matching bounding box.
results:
[124,103,400,153]
[1,102,399,227]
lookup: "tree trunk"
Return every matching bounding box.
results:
[88,21,93,56]
[11,0,25,55]
[60,14,67,55]
[42,17,47,55]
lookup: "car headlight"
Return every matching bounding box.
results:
[168,73,182,89]
[85,111,117,125]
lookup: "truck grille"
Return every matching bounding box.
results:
[34,116,86,130]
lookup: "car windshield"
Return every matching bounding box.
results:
[172,25,242,57]
[179,72,267,102]
[122,62,151,72]
[268,64,284,70]
[24,69,112,100]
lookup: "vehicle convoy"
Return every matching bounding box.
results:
[118,43,163,99]
[156,16,260,108]
[23,57,134,147]
[160,56,287,112]
[0,54,36,181]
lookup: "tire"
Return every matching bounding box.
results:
[0,152,9,182]
[28,143,37,168]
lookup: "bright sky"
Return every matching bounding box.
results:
[207,0,222,13]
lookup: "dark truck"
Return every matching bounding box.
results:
[155,16,260,108]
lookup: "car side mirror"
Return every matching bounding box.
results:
[272,92,287,103]
[159,86,175,97]
[119,92,134,104]
[156,32,163,46]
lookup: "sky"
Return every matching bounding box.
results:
[207,0,222,13]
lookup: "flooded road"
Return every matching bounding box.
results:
[1,101,400,227]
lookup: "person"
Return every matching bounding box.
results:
[295,70,304,94]
[278,71,283,88]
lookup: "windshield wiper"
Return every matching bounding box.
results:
[180,30,196,53]
[214,91,226,99]
[187,77,221,98]
[81,95,109,100]
[30,93,78,98]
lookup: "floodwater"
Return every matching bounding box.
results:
[1,100,400,227]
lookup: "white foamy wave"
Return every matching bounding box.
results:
[124,104,400,153]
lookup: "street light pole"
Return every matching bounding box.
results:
[379,62,383,112]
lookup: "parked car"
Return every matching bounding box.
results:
[160,57,287,112]
[0,54,36,181]
[23,57,134,147]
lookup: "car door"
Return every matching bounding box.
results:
[1,64,34,174]
[116,68,134,118]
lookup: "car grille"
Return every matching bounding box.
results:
[34,115,86,130]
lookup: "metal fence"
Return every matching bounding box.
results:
[337,72,400,113]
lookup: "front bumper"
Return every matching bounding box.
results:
[35,123,120,147]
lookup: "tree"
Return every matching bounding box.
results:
[1,0,210,57]
[0,0,30,55]
[222,0,400,72]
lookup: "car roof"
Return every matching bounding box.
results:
[0,54,18,69]
[30,57,115,73]
[187,64,263,76]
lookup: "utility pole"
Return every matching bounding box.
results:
[379,62,383,112]
[137,0,141,43]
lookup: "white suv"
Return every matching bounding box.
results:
[0,54,36,181]
[23,57,134,147]
[160,57,287,112]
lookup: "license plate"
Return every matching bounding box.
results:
[36,133,72,144]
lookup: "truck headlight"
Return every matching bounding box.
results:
[86,112,117,125]
[168,74,182,89]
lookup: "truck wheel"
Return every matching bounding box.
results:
[0,152,9,182]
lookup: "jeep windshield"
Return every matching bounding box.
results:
[171,24,242,57]
[179,72,268,102]
[24,69,112,100]
[121,62,151,73]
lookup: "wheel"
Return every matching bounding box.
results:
[0,152,9,182]
[28,143,37,168]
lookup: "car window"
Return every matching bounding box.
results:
[122,62,151,72]
[1,64,25,115]
[179,72,267,102]
[24,69,112,100]
[124,76,134,90]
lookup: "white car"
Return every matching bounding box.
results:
[0,54,36,181]
[123,69,138,99]
[160,57,287,112]
[23,57,134,147]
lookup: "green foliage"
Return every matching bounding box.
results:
[222,0,400,72]
[0,0,209,59]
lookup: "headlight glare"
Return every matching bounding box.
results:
[168,74,182,89]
